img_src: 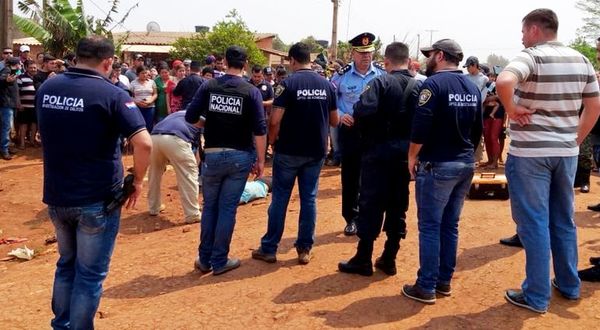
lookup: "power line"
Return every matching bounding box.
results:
[86,0,152,45]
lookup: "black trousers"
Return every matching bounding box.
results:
[356,141,410,242]
[339,125,361,224]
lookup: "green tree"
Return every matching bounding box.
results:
[170,10,267,67]
[372,37,383,62]
[570,37,599,69]
[336,40,351,63]
[299,36,324,53]
[272,35,289,52]
[486,54,509,68]
[576,0,600,40]
[14,0,137,57]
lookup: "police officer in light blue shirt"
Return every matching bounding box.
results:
[330,32,385,235]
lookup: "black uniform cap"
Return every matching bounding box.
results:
[349,32,376,53]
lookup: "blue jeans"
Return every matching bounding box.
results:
[0,107,14,154]
[48,202,120,330]
[415,161,474,293]
[506,155,579,310]
[199,149,254,270]
[260,153,325,254]
[139,106,155,132]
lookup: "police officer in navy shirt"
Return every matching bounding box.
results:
[339,42,420,276]
[402,39,482,304]
[250,64,274,108]
[36,36,152,329]
[251,42,339,265]
[173,60,206,110]
[186,45,267,276]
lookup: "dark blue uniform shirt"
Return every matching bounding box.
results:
[251,79,274,101]
[173,73,206,110]
[185,74,266,150]
[411,70,483,163]
[37,67,146,206]
[152,110,201,149]
[272,69,337,158]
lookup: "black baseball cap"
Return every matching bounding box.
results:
[421,39,464,60]
[263,66,273,75]
[463,56,479,68]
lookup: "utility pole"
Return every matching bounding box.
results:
[330,0,339,60]
[425,29,438,46]
[1,0,14,49]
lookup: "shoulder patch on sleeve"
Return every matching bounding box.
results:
[373,61,385,71]
[338,64,352,75]
[418,89,432,106]
[274,84,285,98]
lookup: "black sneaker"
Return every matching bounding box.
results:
[551,278,578,300]
[499,234,523,248]
[344,222,357,236]
[578,265,600,282]
[504,289,546,314]
[590,256,600,266]
[251,247,277,263]
[402,284,436,304]
[374,257,397,276]
[1,152,12,160]
[435,283,452,296]
[213,258,241,276]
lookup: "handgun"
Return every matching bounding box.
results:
[105,174,136,213]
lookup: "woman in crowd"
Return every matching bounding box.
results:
[130,65,157,131]
[166,64,185,113]
[154,65,175,122]
[482,72,504,169]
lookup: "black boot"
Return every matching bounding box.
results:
[375,238,400,276]
[338,239,374,276]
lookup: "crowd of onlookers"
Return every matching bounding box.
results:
[0,45,69,159]
[3,43,598,187]
[0,46,295,160]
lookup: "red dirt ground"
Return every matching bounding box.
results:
[1,148,600,329]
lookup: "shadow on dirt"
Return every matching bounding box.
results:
[273,272,386,304]
[103,256,290,299]
[277,231,353,254]
[409,303,538,329]
[312,294,425,328]
[455,242,522,272]
[574,211,600,229]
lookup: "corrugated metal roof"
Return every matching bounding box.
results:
[113,32,276,46]
[13,37,42,46]
[121,44,173,53]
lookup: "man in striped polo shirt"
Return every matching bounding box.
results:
[16,60,38,149]
[497,8,600,313]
